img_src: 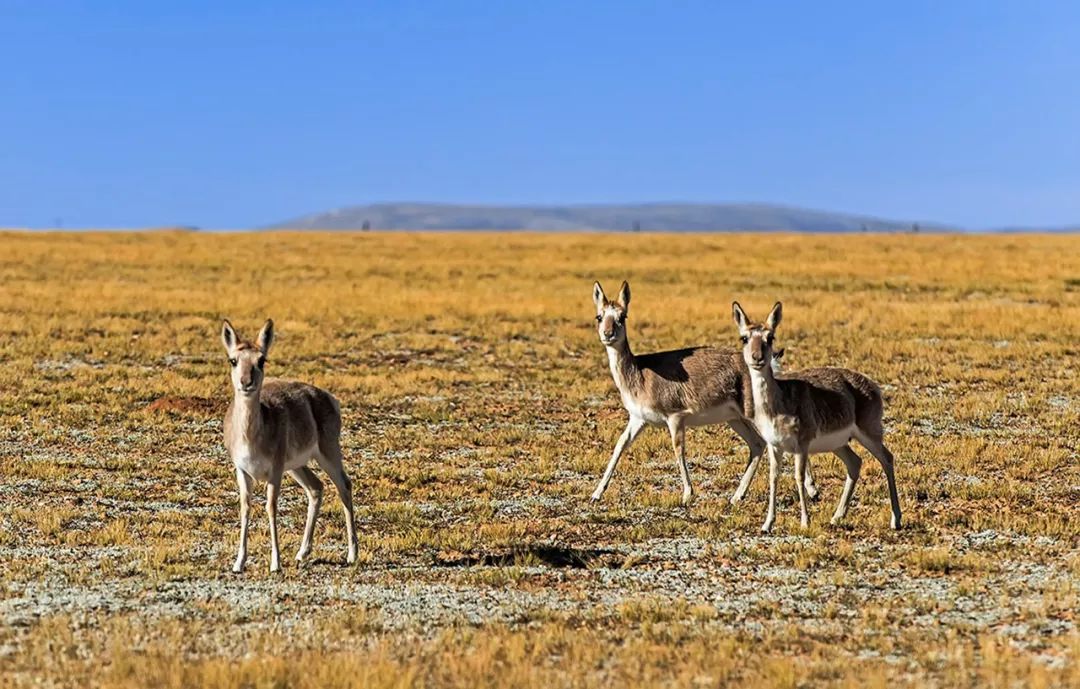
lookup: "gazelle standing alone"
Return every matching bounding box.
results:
[731,301,902,532]
[221,319,358,573]
[590,281,817,505]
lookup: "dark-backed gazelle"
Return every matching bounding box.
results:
[732,301,902,532]
[221,319,359,572]
[589,281,816,505]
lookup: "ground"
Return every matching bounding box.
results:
[0,231,1077,688]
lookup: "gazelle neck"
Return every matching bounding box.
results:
[605,336,643,394]
[231,387,263,441]
[747,360,783,418]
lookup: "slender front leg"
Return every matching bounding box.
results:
[830,445,862,524]
[233,468,254,573]
[667,416,693,506]
[762,446,780,533]
[288,467,324,563]
[794,450,810,529]
[728,419,765,504]
[266,468,283,573]
[591,416,646,502]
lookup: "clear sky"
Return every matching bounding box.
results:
[2,1,1079,229]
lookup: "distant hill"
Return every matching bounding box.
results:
[264,202,956,233]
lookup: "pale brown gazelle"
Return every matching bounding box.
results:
[590,281,818,506]
[731,301,902,532]
[221,319,358,573]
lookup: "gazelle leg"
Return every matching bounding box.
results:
[591,417,646,502]
[855,431,902,530]
[728,419,766,504]
[667,416,693,506]
[830,445,862,524]
[266,468,283,573]
[762,446,780,533]
[289,466,324,563]
[233,468,254,573]
[794,450,810,529]
[314,446,359,565]
[803,458,819,500]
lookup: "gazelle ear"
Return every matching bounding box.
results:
[221,319,238,352]
[592,281,606,311]
[767,301,783,330]
[616,281,631,311]
[256,319,274,354]
[732,302,749,331]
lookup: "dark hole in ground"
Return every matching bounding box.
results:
[435,545,627,569]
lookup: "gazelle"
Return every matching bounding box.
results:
[221,319,358,573]
[731,301,902,532]
[589,281,817,506]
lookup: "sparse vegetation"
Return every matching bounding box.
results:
[0,231,1077,687]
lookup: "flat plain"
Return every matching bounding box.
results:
[0,231,1077,688]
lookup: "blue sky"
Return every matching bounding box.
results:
[2,1,1079,229]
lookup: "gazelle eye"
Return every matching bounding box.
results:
[228,358,237,367]
[595,315,602,323]
[740,335,748,344]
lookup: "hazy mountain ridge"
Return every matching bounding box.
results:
[264,202,956,233]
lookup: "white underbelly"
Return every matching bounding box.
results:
[622,395,667,426]
[232,443,316,481]
[683,401,741,428]
[808,425,856,453]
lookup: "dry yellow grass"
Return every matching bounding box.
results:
[0,231,1077,687]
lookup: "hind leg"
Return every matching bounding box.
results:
[315,442,359,563]
[728,419,765,504]
[830,445,862,524]
[288,466,324,562]
[854,431,902,530]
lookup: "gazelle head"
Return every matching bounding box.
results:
[221,319,274,396]
[732,301,782,373]
[592,280,631,347]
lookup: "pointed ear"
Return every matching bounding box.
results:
[767,302,783,330]
[732,301,749,331]
[256,319,274,354]
[592,281,606,311]
[221,319,238,352]
[616,281,631,311]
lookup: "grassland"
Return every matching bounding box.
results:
[0,231,1077,688]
